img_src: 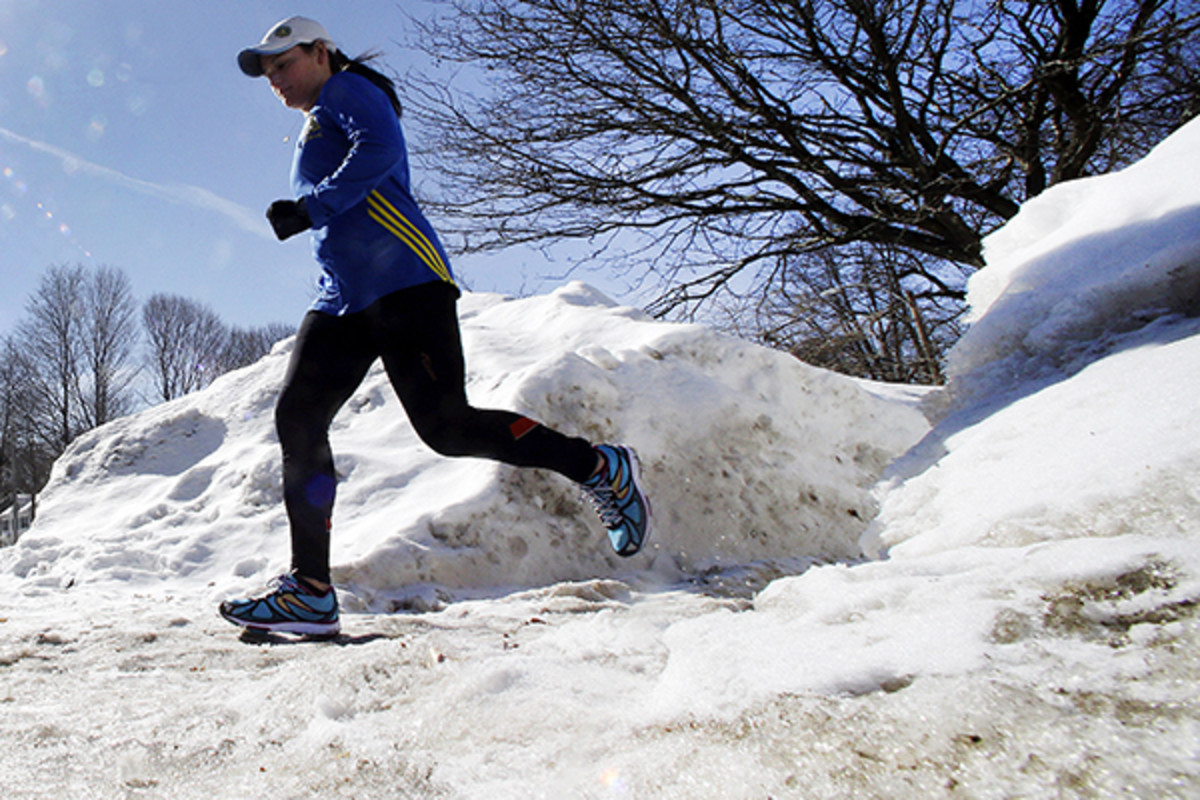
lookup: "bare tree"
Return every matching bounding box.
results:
[222,322,295,372]
[747,245,961,383]
[78,265,139,429]
[13,263,141,450]
[406,0,1199,379]
[17,264,87,450]
[142,294,230,402]
[0,336,53,511]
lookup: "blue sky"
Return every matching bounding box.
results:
[0,0,617,336]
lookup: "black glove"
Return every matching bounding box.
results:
[266,198,312,241]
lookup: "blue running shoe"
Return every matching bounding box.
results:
[583,444,651,556]
[219,573,340,637]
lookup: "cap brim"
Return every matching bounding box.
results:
[237,40,336,77]
[238,49,266,77]
[238,44,298,77]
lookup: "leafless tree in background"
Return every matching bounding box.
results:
[7,263,138,495]
[222,322,295,372]
[142,294,230,402]
[16,264,86,451]
[0,335,53,516]
[405,0,1199,380]
[78,265,139,429]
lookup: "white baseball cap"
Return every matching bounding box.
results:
[238,16,337,77]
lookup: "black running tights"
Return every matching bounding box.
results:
[275,281,599,584]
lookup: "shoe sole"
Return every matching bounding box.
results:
[236,627,342,644]
[219,607,341,637]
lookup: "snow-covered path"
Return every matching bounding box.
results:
[5,547,1198,799]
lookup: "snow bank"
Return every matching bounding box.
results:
[948,116,1200,399]
[3,282,927,606]
[863,117,1200,559]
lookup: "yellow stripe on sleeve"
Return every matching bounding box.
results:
[367,192,454,284]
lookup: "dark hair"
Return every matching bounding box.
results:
[303,43,402,117]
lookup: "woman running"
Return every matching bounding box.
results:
[220,16,650,637]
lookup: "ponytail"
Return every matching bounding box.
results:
[303,43,403,117]
[332,50,403,117]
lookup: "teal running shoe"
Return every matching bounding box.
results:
[583,444,651,556]
[219,573,340,637]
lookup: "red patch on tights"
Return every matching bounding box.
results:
[510,417,539,440]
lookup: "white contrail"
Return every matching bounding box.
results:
[0,126,271,239]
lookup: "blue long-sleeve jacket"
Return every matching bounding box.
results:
[292,70,455,315]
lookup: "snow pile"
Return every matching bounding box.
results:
[2,119,1200,798]
[8,281,926,607]
[948,124,1200,395]
[863,116,1200,559]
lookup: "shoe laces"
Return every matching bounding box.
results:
[261,572,315,599]
[244,573,292,598]
[582,482,624,528]
[277,573,303,593]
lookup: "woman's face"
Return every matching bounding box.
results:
[260,43,331,112]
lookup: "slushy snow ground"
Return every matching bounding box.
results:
[3,118,1200,799]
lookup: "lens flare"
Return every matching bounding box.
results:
[1,166,94,259]
[599,767,624,789]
